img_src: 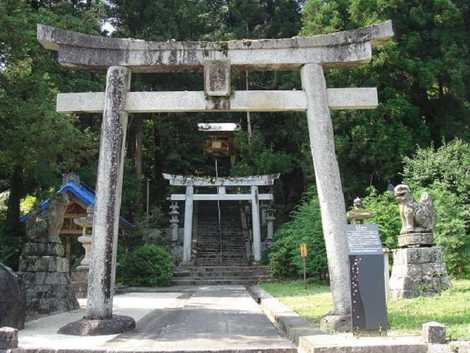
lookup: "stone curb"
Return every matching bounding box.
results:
[247,285,325,345]
[247,286,447,353]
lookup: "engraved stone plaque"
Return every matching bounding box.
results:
[347,224,388,334]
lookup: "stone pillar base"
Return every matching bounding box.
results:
[390,246,451,299]
[58,315,135,336]
[71,268,88,299]
[320,314,351,333]
[398,232,433,247]
[0,327,18,350]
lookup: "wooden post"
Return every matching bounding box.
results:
[300,243,308,289]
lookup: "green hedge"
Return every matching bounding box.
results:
[119,245,173,287]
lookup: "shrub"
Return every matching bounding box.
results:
[362,187,400,249]
[120,245,173,287]
[419,185,469,276]
[403,140,470,276]
[269,187,328,279]
[363,184,470,277]
[402,139,470,203]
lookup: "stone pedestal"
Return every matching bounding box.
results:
[58,315,135,336]
[71,268,89,299]
[19,238,78,317]
[0,327,18,350]
[422,322,447,344]
[320,314,351,333]
[390,234,450,299]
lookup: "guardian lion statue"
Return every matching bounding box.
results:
[26,193,69,241]
[394,184,435,234]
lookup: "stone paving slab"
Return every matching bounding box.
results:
[17,286,296,353]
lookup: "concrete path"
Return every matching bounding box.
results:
[18,285,296,353]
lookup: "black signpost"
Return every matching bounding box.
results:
[347,224,388,335]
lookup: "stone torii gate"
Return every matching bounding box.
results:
[163,173,279,264]
[37,21,393,333]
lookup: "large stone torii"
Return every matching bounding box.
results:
[37,21,393,333]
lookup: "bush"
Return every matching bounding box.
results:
[402,139,470,202]
[362,187,400,249]
[120,245,173,287]
[419,185,469,276]
[269,187,328,279]
[364,185,470,277]
[403,140,470,276]
[362,139,470,277]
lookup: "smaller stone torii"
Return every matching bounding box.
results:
[163,173,279,264]
[37,21,393,333]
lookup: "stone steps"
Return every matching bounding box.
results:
[195,201,247,266]
[172,265,270,285]
[171,278,269,286]
[174,271,268,278]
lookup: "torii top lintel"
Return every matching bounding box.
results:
[162,173,280,187]
[37,21,393,72]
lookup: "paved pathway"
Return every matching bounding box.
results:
[19,285,296,352]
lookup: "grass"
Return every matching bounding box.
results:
[260,279,470,340]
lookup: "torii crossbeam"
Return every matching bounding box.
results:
[37,21,393,333]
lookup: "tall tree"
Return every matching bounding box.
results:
[0,0,103,267]
[105,0,304,212]
[302,0,470,197]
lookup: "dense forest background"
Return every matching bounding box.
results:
[0,0,469,273]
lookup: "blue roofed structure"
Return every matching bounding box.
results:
[20,177,134,229]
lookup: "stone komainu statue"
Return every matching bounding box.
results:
[393,184,435,234]
[25,193,69,241]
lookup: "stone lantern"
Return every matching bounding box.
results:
[169,202,180,245]
[73,206,94,270]
[72,205,94,297]
[347,197,373,224]
[265,207,275,248]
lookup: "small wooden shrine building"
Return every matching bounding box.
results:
[21,173,133,268]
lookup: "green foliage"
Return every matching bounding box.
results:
[362,141,470,276]
[362,188,400,249]
[107,0,301,41]
[231,131,296,176]
[402,140,470,276]
[363,186,469,276]
[269,187,327,279]
[261,279,470,340]
[0,0,104,265]
[424,185,470,276]
[402,139,470,203]
[119,245,173,287]
[301,0,470,196]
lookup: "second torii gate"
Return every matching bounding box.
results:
[163,173,279,264]
[37,21,393,333]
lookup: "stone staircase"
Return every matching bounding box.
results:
[172,201,270,286]
[195,201,248,266]
[172,265,270,286]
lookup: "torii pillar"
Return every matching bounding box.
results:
[301,64,351,330]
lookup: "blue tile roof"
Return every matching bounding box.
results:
[20,180,134,228]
